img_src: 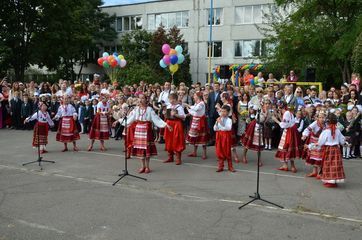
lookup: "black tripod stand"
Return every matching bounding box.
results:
[113,106,147,186]
[239,109,283,209]
[23,106,55,170]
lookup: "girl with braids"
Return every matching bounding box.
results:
[317,113,346,188]
[184,92,209,159]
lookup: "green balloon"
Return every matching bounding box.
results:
[103,61,110,68]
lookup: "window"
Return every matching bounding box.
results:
[114,15,142,32]
[207,41,222,58]
[116,17,122,32]
[234,40,263,58]
[207,8,223,25]
[235,5,265,24]
[148,11,189,30]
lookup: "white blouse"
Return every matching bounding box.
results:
[318,128,345,146]
[302,121,324,137]
[279,111,295,129]
[167,104,186,119]
[214,117,232,131]
[97,102,110,113]
[119,106,166,129]
[26,111,54,126]
[189,101,205,117]
[55,104,77,118]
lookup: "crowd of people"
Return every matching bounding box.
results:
[0,71,361,188]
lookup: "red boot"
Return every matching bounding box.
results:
[227,159,235,172]
[216,159,224,172]
[163,152,174,163]
[175,152,182,165]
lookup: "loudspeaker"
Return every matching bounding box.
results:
[220,65,232,79]
[305,68,316,82]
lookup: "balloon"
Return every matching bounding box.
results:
[250,79,255,86]
[102,52,109,58]
[118,55,125,60]
[162,44,171,55]
[97,58,104,66]
[110,60,118,68]
[108,55,115,62]
[159,59,167,68]
[169,64,179,74]
[113,52,118,57]
[103,61,110,68]
[177,54,185,64]
[120,59,127,68]
[169,49,177,55]
[163,55,171,65]
[175,45,183,54]
[170,55,178,65]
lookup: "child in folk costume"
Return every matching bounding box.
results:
[88,95,111,151]
[24,102,54,154]
[54,95,80,152]
[163,93,186,165]
[214,105,235,172]
[184,92,209,159]
[215,92,240,163]
[272,102,302,173]
[302,111,326,178]
[115,94,172,173]
[317,113,346,188]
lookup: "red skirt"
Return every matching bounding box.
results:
[275,124,302,161]
[165,119,185,153]
[321,145,345,183]
[56,116,80,143]
[305,134,323,166]
[89,113,110,140]
[33,122,49,146]
[125,122,137,150]
[215,131,232,160]
[186,115,209,145]
[241,120,264,151]
[132,121,157,157]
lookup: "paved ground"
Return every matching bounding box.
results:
[0,129,361,240]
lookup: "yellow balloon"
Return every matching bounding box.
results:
[169,64,179,73]
[118,55,125,60]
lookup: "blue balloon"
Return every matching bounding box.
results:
[159,59,167,68]
[170,55,178,65]
[113,52,118,57]
[102,52,109,58]
[177,54,185,64]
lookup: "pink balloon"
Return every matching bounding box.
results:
[163,55,171,65]
[162,44,171,55]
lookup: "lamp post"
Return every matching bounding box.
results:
[207,0,214,84]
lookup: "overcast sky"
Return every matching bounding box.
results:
[103,0,157,6]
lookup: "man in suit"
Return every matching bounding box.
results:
[207,82,222,146]
[10,91,23,129]
[21,94,33,130]
[83,99,94,134]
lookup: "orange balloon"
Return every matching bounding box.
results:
[169,49,177,55]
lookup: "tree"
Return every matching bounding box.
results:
[260,0,362,85]
[0,0,116,82]
[33,0,116,80]
[0,0,45,82]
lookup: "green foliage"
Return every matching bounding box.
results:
[261,0,362,85]
[0,0,116,82]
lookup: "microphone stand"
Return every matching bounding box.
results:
[239,108,283,209]
[23,105,55,170]
[113,105,147,186]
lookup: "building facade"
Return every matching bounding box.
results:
[100,0,283,84]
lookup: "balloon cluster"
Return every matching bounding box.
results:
[159,44,185,74]
[97,52,127,69]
